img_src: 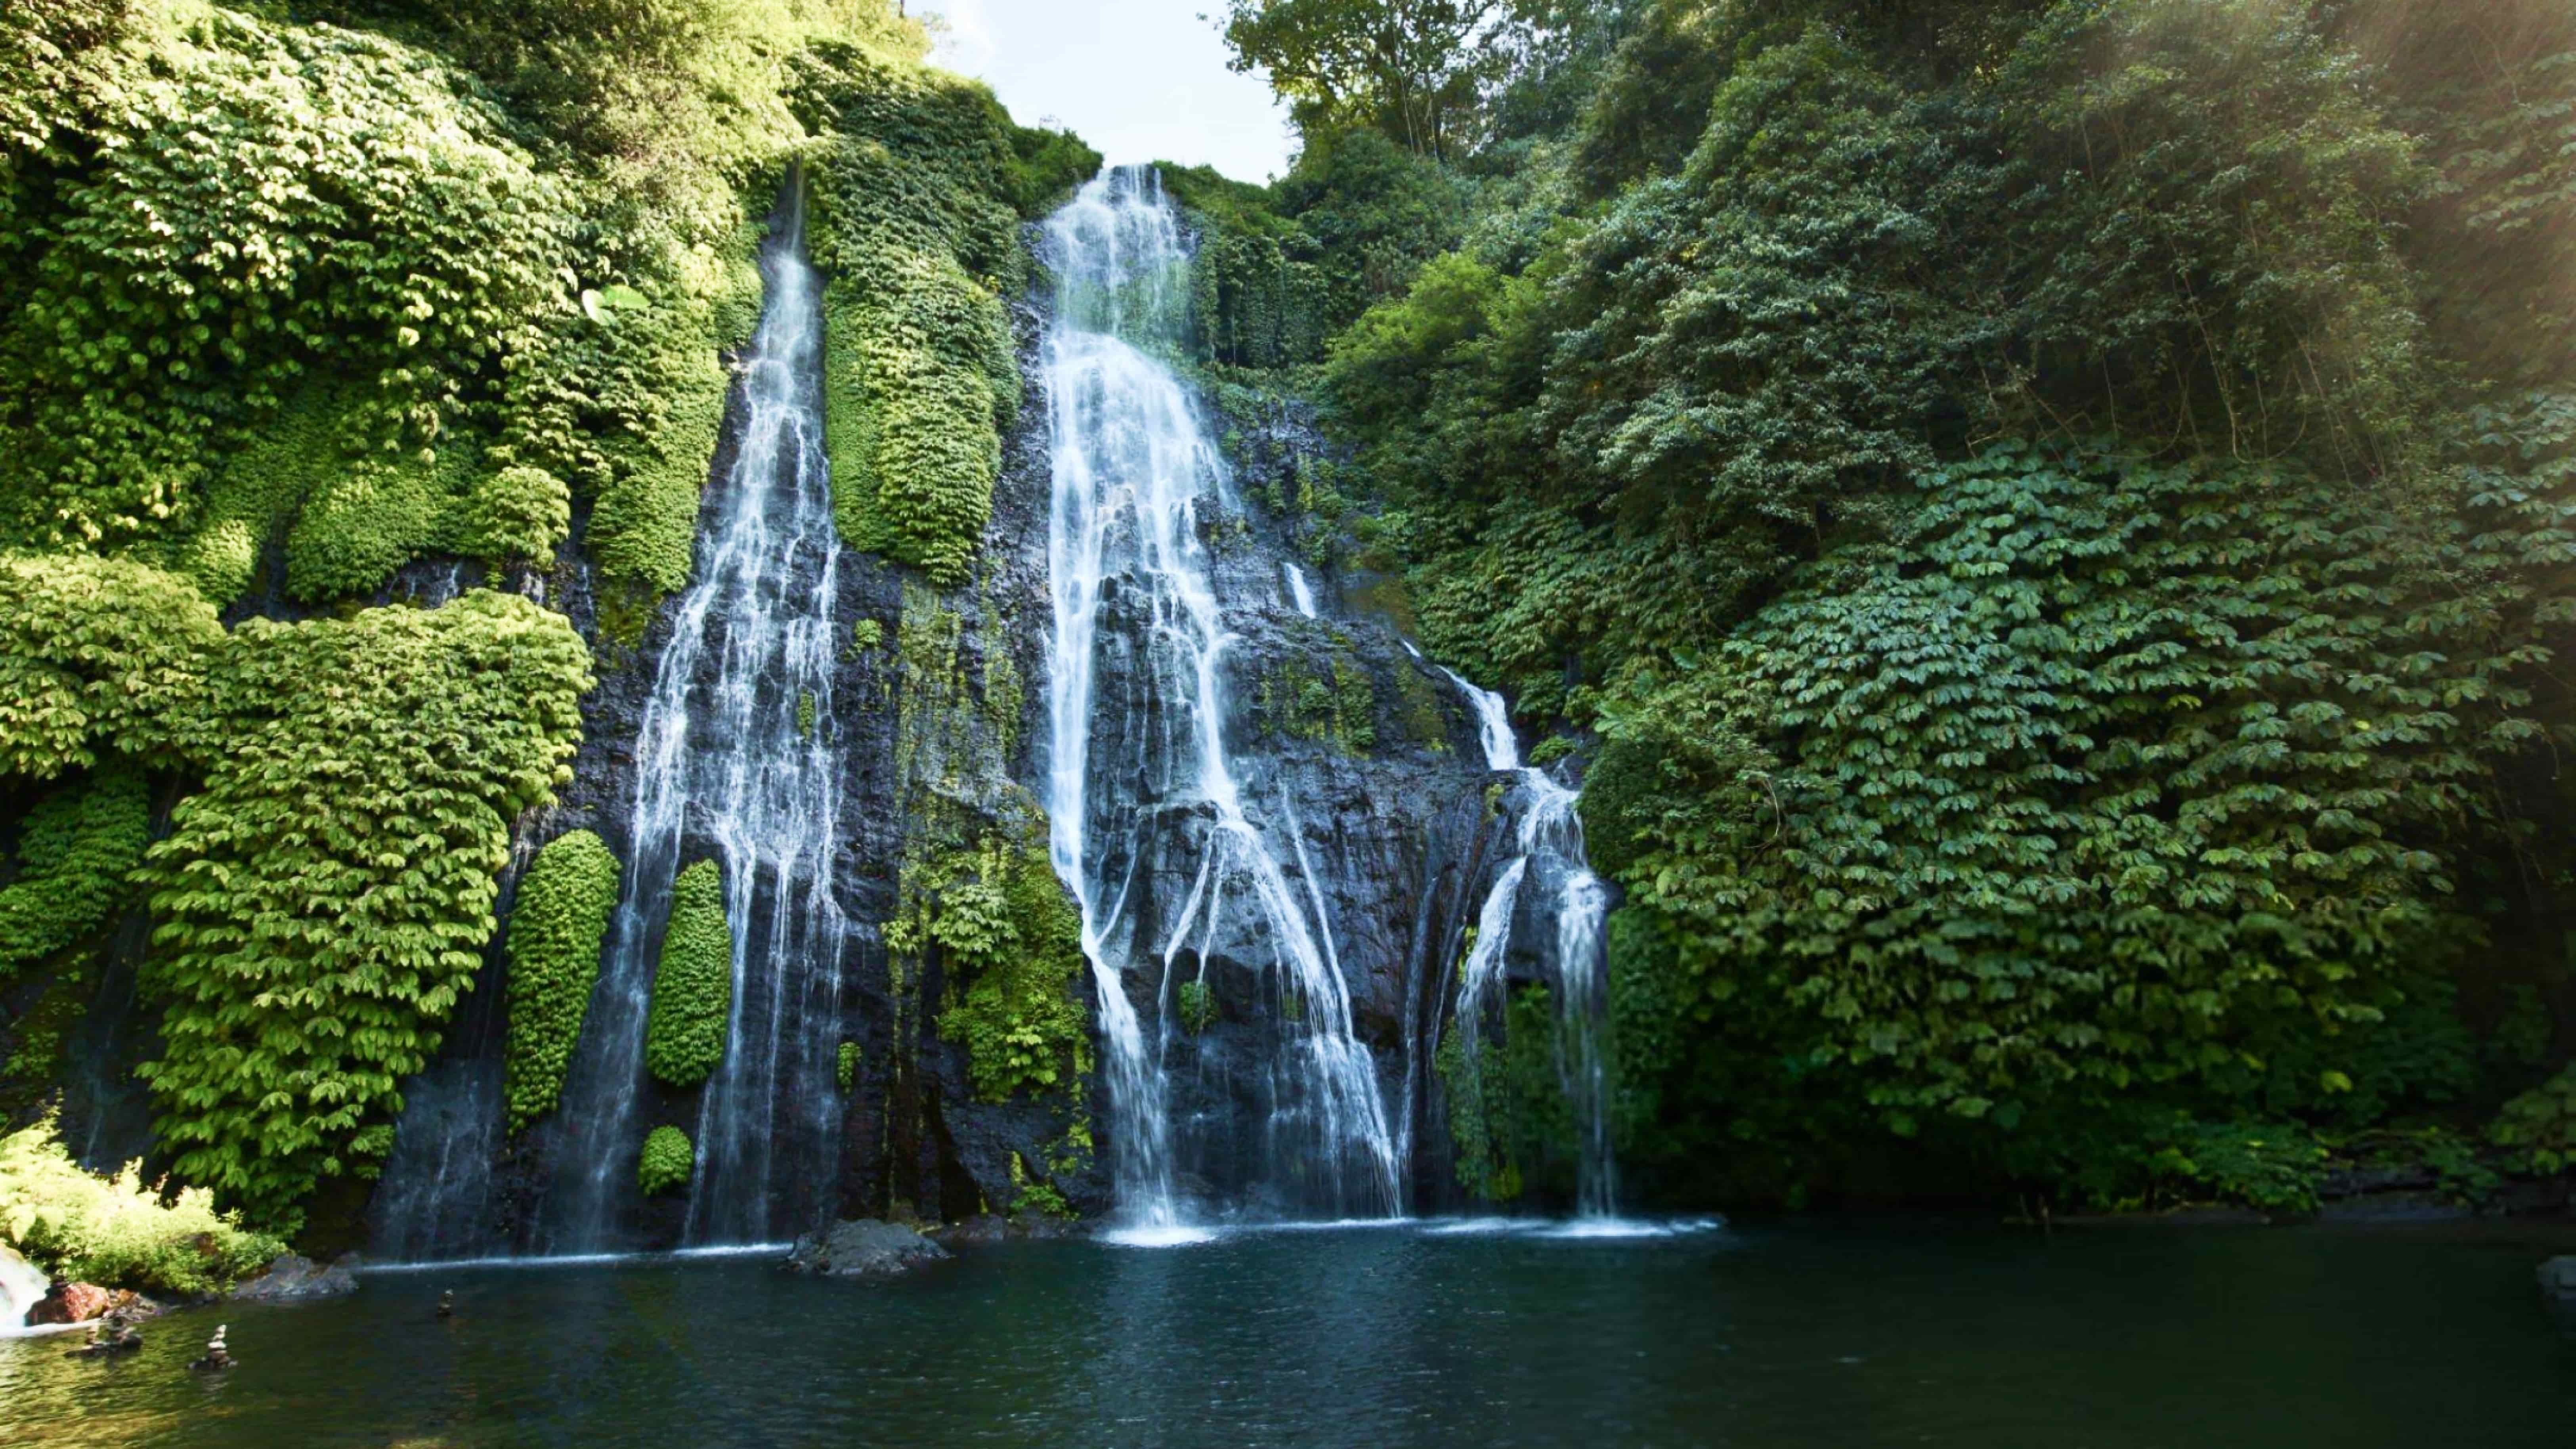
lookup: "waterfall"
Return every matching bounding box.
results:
[540,178,848,1251]
[1,1246,48,1335]
[1041,168,1401,1231]
[1281,562,1318,617]
[1441,670,1620,1218]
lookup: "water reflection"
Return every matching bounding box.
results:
[2,1222,2570,1447]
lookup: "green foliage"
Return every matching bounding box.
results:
[513,233,760,608]
[2489,1065,2576,1175]
[136,591,591,1228]
[1259,647,1378,751]
[1592,444,2538,1135]
[2150,1121,2330,1216]
[0,553,222,779]
[1171,131,1466,369]
[285,438,483,602]
[0,1113,283,1298]
[0,6,572,556]
[1437,986,1571,1202]
[461,465,573,566]
[1175,979,1217,1035]
[836,1038,860,1092]
[908,832,1089,1103]
[0,763,149,984]
[503,830,623,1133]
[1005,123,1103,218]
[1216,0,1517,159]
[636,1123,693,1196]
[644,858,732,1089]
[797,42,1024,583]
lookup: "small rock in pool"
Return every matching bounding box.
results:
[785,1220,951,1279]
[2542,1256,2576,1313]
[227,1252,359,1304]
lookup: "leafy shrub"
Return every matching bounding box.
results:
[1592,444,2541,1139]
[797,44,1024,581]
[2151,1122,2330,1216]
[644,859,732,1088]
[0,553,222,779]
[836,1039,860,1092]
[0,1114,281,1298]
[0,8,572,554]
[908,834,1088,1102]
[168,387,357,608]
[637,1124,693,1197]
[285,444,481,602]
[1175,979,1217,1035]
[461,465,573,566]
[137,592,590,1228]
[0,763,149,984]
[504,830,623,1132]
[2490,1065,2576,1175]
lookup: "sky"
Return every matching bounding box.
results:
[919,0,1296,183]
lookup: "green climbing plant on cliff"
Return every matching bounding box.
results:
[645,858,734,1089]
[796,42,1026,583]
[637,1124,694,1196]
[903,831,1089,1103]
[136,591,590,1229]
[504,830,624,1133]
[0,764,149,986]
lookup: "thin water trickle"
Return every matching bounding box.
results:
[1041,168,1401,1230]
[1438,668,1619,1218]
[1282,562,1318,617]
[539,178,848,1252]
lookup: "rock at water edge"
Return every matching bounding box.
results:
[228,1252,361,1304]
[785,1220,951,1278]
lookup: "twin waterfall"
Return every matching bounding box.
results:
[376,168,1623,1260]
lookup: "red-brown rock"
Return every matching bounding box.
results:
[24,1283,155,1326]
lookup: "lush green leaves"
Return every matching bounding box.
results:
[0,763,149,984]
[503,830,622,1133]
[912,833,1089,1103]
[135,591,590,1228]
[644,858,732,1089]
[0,553,222,778]
[636,1122,693,1195]
[0,1112,282,1298]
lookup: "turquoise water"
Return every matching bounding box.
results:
[3,1219,2570,1446]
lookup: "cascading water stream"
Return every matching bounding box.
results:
[540,179,848,1252]
[1041,168,1401,1233]
[0,1248,50,1336]
[1442,671,1619,1218]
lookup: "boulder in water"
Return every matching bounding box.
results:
[2542,1256,2576,1319]
[785,1220,950,1279]
[27,1282,156,1326]
[228,1252,359,1304]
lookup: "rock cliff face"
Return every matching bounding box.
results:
[359,203,1528,1258]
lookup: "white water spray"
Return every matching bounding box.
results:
[1441,670,1619,1218]
[1042,169,1401,1231]
[544,180,848,1250]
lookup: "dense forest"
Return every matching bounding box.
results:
[1,0,2573,1282]
[1184,0,2576,1212]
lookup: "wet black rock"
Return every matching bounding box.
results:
[228,1252,360,1304]
[785,1219,952,1278]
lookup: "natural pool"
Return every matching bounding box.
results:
[4,1218,2571,1447]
